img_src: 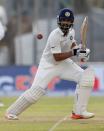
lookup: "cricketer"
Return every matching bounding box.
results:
[5,8,95,120]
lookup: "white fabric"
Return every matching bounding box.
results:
[78,48,90,62]
[79,67,95,88]
[23,86,45,103]
[31,59,84,89]
[6,87,45,116]
[6,96,32,116]
[0,21,5,40]
[74,86,92,114]
[73,67,95,115]
[41,27,76,66]
[16,59,83,114]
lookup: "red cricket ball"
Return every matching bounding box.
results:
[36,34,43,40]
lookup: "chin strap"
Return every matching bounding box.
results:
[62,25,73,36]
[63,32,68,36]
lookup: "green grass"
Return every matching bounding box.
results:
[0,96,104,131]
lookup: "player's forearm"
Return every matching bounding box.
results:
[53,51,73,61]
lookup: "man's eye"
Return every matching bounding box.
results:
[62,24,68,26]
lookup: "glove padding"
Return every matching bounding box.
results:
[72,45,80,56]
[77,48,90,62]
[72,45,90,62]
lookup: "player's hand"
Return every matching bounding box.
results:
[72,45,80,56]
[77,48,90,62]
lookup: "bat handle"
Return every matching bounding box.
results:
[81,41,86,50]
[80,42,86,62]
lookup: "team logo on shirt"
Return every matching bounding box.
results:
[65,12,70,17]
[70,36,73,40]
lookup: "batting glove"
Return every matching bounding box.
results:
[77,48,90,61]
[72,46,80,56]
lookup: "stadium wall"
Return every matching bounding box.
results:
[0,63,103,96]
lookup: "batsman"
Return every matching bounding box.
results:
[5,8,95,120]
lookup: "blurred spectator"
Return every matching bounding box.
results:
[4,14,17,64]
[0,5,8,31]
[0,5,7,107]
[0,8,32,65]
[0,5,10,65]
[20,10,32,34]
[0,5,17,65]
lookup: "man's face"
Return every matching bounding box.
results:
[61,20,73,30]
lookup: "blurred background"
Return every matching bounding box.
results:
[0,0,104,97]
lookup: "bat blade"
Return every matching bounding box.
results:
[80,16,88,49]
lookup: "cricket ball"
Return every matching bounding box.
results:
[36,34,43,40]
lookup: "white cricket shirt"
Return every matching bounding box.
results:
[40,27,76,67]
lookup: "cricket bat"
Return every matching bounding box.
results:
[80,16,88,49]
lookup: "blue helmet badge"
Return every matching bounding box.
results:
[65,12,70,17]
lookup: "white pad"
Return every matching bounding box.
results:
[23,86,46,103]
[6,96,31,116]
[73,85,92,114]
[6,86,46,116]
[79,67,95,88]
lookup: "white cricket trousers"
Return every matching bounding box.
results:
[31,59,84,89]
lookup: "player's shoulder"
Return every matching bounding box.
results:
[69,28,75,34]
[49,28,63,38]
[69,28,75,37]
